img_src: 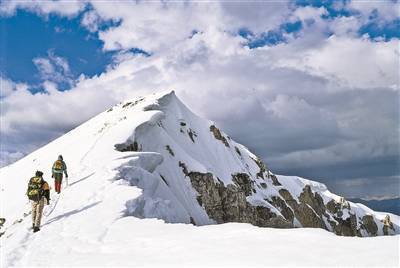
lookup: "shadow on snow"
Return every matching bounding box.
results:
[69,172,96,187]
[43,201,101,226]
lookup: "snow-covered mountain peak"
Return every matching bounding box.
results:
[1,90,399,254]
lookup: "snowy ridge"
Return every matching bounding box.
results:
[1,90,399,267]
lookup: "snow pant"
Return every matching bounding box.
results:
[32,197,45,228]
[54,173,63,193]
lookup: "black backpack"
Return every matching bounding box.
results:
[27,177,44,201]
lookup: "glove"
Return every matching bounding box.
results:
[52,174,54,178]
[47,199,50,205]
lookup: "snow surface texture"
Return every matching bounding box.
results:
[1,91,399,267]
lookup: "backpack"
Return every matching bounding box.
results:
[54,160,64,171]
[27,177,44,201]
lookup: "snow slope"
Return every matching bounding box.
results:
[1,90,399,267]
[3,220,400,267]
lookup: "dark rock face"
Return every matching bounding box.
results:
[252,157,267,179]
[210,125,230,147]
[177,161,394,237]
[165,145,175,156]
[234,146,242,156]
[278,186,371,236]
[278,188,326,229]
[278,189,293,201]
[181,165,292,228]
[326,200,342,216]
[122,97,145,108]
[299,185,325,216]
[251,157,282,186]
[270,174,282,186]
[122,102,133,108]
[332,213,360,237]
[115,141,140,152]
[179,161,189,176]
[269,196,294,223]
[325,199,361,236]
[361,215,378,236]
[297,203,327,229]
[232,173,254,196]
[187,129,197,143]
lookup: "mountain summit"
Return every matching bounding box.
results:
[1,91,398,242]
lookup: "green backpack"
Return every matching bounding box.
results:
[27,177,43,201]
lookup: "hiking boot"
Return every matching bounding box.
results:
[32,224,35,229]
[33,227,40,233]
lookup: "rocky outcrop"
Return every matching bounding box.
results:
[232,173,254,196]
[180,163,292,228]
[323,198,365,236]
[210,125,230,147]
[252,157,267,179]
[176,157,396,237]
[278,188,326,229]
[0,218,5,237]
[122,97,145,108]
[234,146,242,156]
[115,141,140,152]
[270,174,282,186]
[382,215,395,235]
[277,185,388,236]
[251,157,282,186]
[165,145,175,156]
[326,200,343,216]
[187,128,197,143]
[361,215,378,236]
[331,213,360,236]
[269,196,295,223]
[299,185,326,216]
[0,217,5,236]
[277,186,375,236]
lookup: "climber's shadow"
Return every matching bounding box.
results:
[69,172,95,187]
[43,201,101,226]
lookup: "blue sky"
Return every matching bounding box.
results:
[1,10,114,91]
[1,1,398,91]
[0,0,399,199]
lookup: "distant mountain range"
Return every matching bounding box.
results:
[349,198,400,216]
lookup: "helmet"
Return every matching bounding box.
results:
[35,170,43,177]
[58,155,63,160]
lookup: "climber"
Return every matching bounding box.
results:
[26,171,50,232]
[52,155,68,194]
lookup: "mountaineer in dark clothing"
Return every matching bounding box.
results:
[52,155,68,194]
[26,171,50,232]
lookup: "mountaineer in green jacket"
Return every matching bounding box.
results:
[52,155,68,194]
[27,171,50,232]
